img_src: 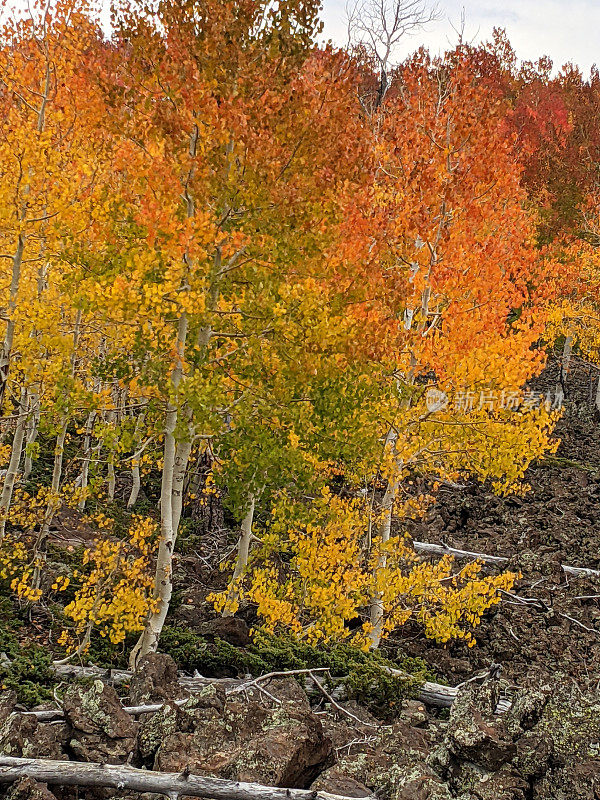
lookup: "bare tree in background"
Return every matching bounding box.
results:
[347,0,439,111]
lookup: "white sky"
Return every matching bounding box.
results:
[319,0,600,75]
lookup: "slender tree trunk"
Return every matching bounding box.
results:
[131,125,229,665]
[223,494,256,617]
[131,314,189,667]
[171,406,194,533]
[0,62,51,407]
[127,462,141,510]
[78,411,96,512]
[129,398,178,666]
[0,236,25,409]
[32,420,68,587]
[368,474,399,649]
[0,388,28,540]
[32,309,82,577]
[555,334,573,407]
[107,456,116,502]
[126,412,146,510]
[22,391,40,480]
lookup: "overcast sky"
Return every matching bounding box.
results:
[319,0,599,75]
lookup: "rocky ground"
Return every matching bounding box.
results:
[1,651,599,800]
[3,354,600,799]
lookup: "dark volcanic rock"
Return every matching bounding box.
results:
[0,712,39,757]
[5,777,58,800]
[196,617,252,647]
[533,761,600,800]
[155,680,332,787]
[444,681,516,770]
[0,692,16,728]
[62,680,137,763]
[129,653,184,705]
[328,722,452,800]
[311,767,372,798]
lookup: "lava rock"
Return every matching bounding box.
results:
[5,777,58,800]
[62,680,137,763]
[129,653,184,705]
[444,681,516,770]
[155,685,332,787]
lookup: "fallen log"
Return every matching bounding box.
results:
[36,662,508,718]
[0,756,365,800]
[384,667,511,714]
[25,698,192,723]
[412,540,600,578]
[51,662,463,710]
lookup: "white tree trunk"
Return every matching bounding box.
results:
[22,391,40,480]
[107,456,116,501]
[555,334,573,407]
[127,462,141,510]
[131,314,189,667]
[77,411,96,512]
[223,494,256,617]
[0,237,24,409]
[0,389,28,541]
[171,406,194,533]
[368,476,399,649]
[126,412,146,510]
[32,421,68,585]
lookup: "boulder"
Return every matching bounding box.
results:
[128,653,184,705]
[138,698,198,761]
[62,680,137,763]
[0,691,17,727]
[311,766,372,798]
[155,684,332,787]
[444,681,516,770]
[4,777,58,800]
[448,762,529,800]
[0,713,39,757]
[332,722,451,800]
[533,684,600,766]
[196,617,252,647]
[533,762,600,800]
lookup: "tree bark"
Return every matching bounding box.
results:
[411,539,600,578]
[0,237,25,409]
[33,420,68,580]
[0,757,366,800]
[77,411,96,512]
[22,391,40,480]
[126,412,146,510]
[555,334,573,407]
[131,313,189,667]
[368,475,399,649]
[223,494,256,617]
[0,389,28,541]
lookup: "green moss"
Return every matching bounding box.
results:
[159,627,435,717]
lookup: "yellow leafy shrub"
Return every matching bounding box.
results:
[59,514,158,653]
[212,488,517,648]
[0,534,43,603]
